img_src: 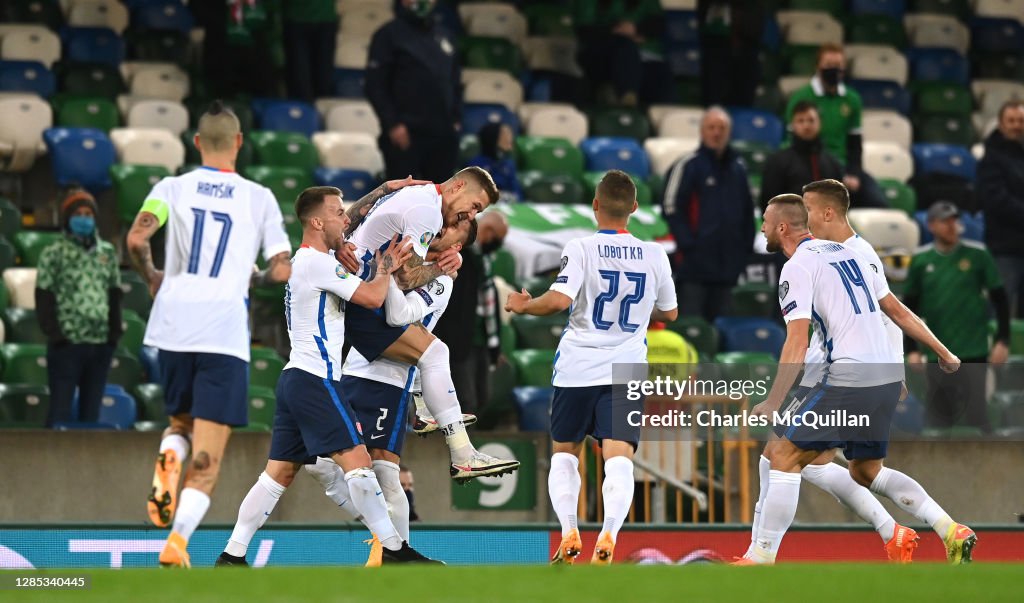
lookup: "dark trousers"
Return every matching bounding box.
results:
[46,342,115,426]
[283,19,338,102]
[701,37,760,107]
[580,33,643,99]
[449,345,492,415]
[925,358,990,432]
[677,279,733,323]
[995,255,1024,318]
[850,170,889,208]
[379,130,458,183]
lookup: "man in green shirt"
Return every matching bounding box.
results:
[35,188,123,426]
[904,201,1010,432]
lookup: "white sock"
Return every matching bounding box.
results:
[418,340,474,463]
[599,457,634,542]
[159,433,189,462]
[869,467,955,539]
[304,458,363,521]
[373,460,410,542]
[746,455,771,557]
[802,463,894,543]
[171,487,211,542]
[225,472,286,557]
[548,452,581,536]
[752,471,801,563]
[346,468,402,551]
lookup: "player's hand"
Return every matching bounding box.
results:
[376,235,413,275]
[899,382,909,402]
[751,399,779,418]
[389,124,411,150]
[906,351,926,373]
[336,242,360,273]
[843,174,861,192]
[147,270,164,297]
[989,341,1009,366]
[437,246,462,276]
[505,288,532,313]
[384,175,431,195]
[939,353,960,374]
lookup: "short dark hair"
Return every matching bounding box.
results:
[595,169,636,218]
[295,186,342,225]
[767,193,808,229]
[464,217,479,247]
[802,178,851,214]
[791,100,819,118]
[998,99,1024,123]
[453,166,499,206]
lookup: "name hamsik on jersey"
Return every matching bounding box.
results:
[780,238,901,387]
[550,230,677,387]
[142,167,291,361]
[348,184,443,280]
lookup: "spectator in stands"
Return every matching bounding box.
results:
[281,0,338,102]
[35,188,122,427]
[976,100,1024,317]
[904,201,1010,433]
[366,0,461,183]
[760,101,844,209]
[662,106,754,322]
[698,0,764,107]
[433,211,508,416]
[466,123,522,202]
[400,465,419,521]
[785,43,886,208]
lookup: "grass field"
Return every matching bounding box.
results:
[4,563,1023,603]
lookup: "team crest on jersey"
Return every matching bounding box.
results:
[335,265,349,279]
[560,256,568,272]
[779,280,789,300]
[431,280,445,296]
[869,263,878,273]
[420,232,434,247]
[959,258,971,271]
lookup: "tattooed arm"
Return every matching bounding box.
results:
[126,211,164,297]
[394,253,445,291]
[251,252,291,288]
[349,236,413,309]
[344,175,431,238]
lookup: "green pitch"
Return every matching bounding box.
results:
[5,564,1022,603]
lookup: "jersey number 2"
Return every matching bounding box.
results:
[187,208,233,277]
[593,270,647,332]
[829,259,876,314]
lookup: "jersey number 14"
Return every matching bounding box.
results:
[593,270,647,333]
[830,259,876,314]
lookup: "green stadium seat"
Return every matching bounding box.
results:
[511,313,567,350]
[675,78,702,106]
[516,136,584,178]
[523,4,574,36]
[110,164,172,226]
[133,383,165,422]
[119,270,152,320]
[878,179,917,215]
[459,134,480,164]
[491,248,518,288]
[913,114,975,146]
[912,82,973,117]
[730,282,779,319]
[783,44,821,76]
[280,202,302,244]
[248,131,318,171]
[9,0,63,29]
[519,171,584,204]
[0,236,17,275]
[732,141,771,178]
[250,347,285,390]
[0,383,50,428]
[847,15,906,47]
[582,172,652,206]
[58,63,125,98]
[1010,320,1024,355]
[510,349,555,387]
[3,307,46,344]
[523,276,554,298]
[714,351,777,385]
[247,385,277,430]
[13,231,60,267]
[588,108,651,141]
[971,52,1024,81]
[57,97,119,132]
[107,350,144,391]
[499,320,516,358]
[119,309,146,356]
[0,197,21,240]
[461,36,522,75]
[244,165,314,205]
[0,343,47,383]
[666,315,719,359]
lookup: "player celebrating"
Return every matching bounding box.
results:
[127,101,293,567]
[505,170,678,565]
[743,194,976,565]
[340,167,519,482]
[217,186,435,566]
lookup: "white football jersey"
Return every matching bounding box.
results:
[142,167,291,361]
[801,234,905,387]
[343,275,453,389]
[780,238,901,387]
[284,246,363,380]
[348,184,443,280]
[550,230,677,387]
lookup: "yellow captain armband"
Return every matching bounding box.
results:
[139,198,169,226]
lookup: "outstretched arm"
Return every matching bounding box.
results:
[879,293,960,373]
[126,211,163,297]
[505,288,573,316]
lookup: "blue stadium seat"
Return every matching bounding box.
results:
[579,137,651,176]
[525,75,552,102]
[56,385,137,430]
[42,127,116,191]
[64,28,125,66]
[911,143,976,180]
[258,100,319,137]
[0,61,56,97]
[970,18,1024,53]
[850,0,906,19]
[848,79,912,115]
[906,48,969,86]
[333,68,365,98]
[462,103,521,136]
[729,108,784,148]
[134,1,195,33]
[512,386,552,432]
[714,317,786,357]
[960,211,984,243]
[665,11,699,46]
[314,168,377,202]
[761,16,782,52]
[666,46,701,78]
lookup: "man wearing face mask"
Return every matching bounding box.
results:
[35,187,123,426]
[366,0,462,183]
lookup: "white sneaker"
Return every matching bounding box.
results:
[449,450,520,483]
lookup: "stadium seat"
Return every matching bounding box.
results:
[135,1,195,33]
[244,165,313,205]
[714,350,778,383]
[247,385,276,430]
[42,127,114,190]
[911,143,976,180]
[3,307,45,344]
[522,36,582,77]
[324,100,380,136]
[107,349,143,391]
[57,96,119,132]
[588,108,650,141]
[462,103,521,135]
[512,386,552,432]
[68,0,130,33]
[0,197,21,240]
[126,99,188,135]
[973,79,1024,120]
[464,70,524,111]
[849,46,908,85]
[728,109,783,148]
[579,137,650,176]
[970,17,1024,54]
[332,67,366,98]
[333,35,370,69]
[0,27,61,67]
[848,78,912,115]
[525,106,587,145]
[6,1,63,29]
[250,347,286,390]
[850,0,907,18]
[914,82,973,118]
[913,114,975,146]
[0,94,52,173]
[339,3,392,38]
[0,342,47,383]
[863,141,914,182]
[847,14,906,46]
[510,348,555,387]
[0,383,49,428]
[775,11,844,46]
[110,163,169,225]
[655,106,703,138]
[730,282,779,319]
[518,171,584,204]
[128,65,190,102]
[58,62,124,97]
[108,127,184,172]
[732,141,772,178]
[491,248,517,288]
[249,130,318,171]
[515,136,584,178]
[910,0,969,17]
[311,132,384,175]
[14,230,59,267]
[0,60,56,98]
[314,168,376,203]
[133,382,164,422]
[258,100,319,138]
[959,210,985,243]
[906,14,970,55]
[522,3,574,36]
[862,110,912,149]
[464,6,528,44]
[877,178,917,214]
[64,27,125,65]
[848,208,920,251]
[124,28,189,64]
[511,312,567,349]
[666,45,702,78]
[461,36,521,75]
[714,317,786,357]
[907,48,969,86]
[3,268,36,309]
[665,315,719,359]
[643,137,696,177]
[119,270,151,319]
[974,0,1024,20]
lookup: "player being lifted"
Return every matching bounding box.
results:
[742,194,976,565]
[339,166,519,482]
[217,186,435,566]
[505,170,678,565]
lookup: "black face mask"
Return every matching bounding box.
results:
[480,239,503,255]
[820,67,843,88]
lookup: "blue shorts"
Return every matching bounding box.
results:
[268,368,364,463]
[774,381,901,460]
[343,374,414,456]
[344,303,407,362]
[159,350,249,426]
[551,385,642,449]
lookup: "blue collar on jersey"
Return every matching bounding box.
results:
[198,165,235,173]
[797,235,816,248]
[597,229,630,234]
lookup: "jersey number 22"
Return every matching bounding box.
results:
[593,270,647,332]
